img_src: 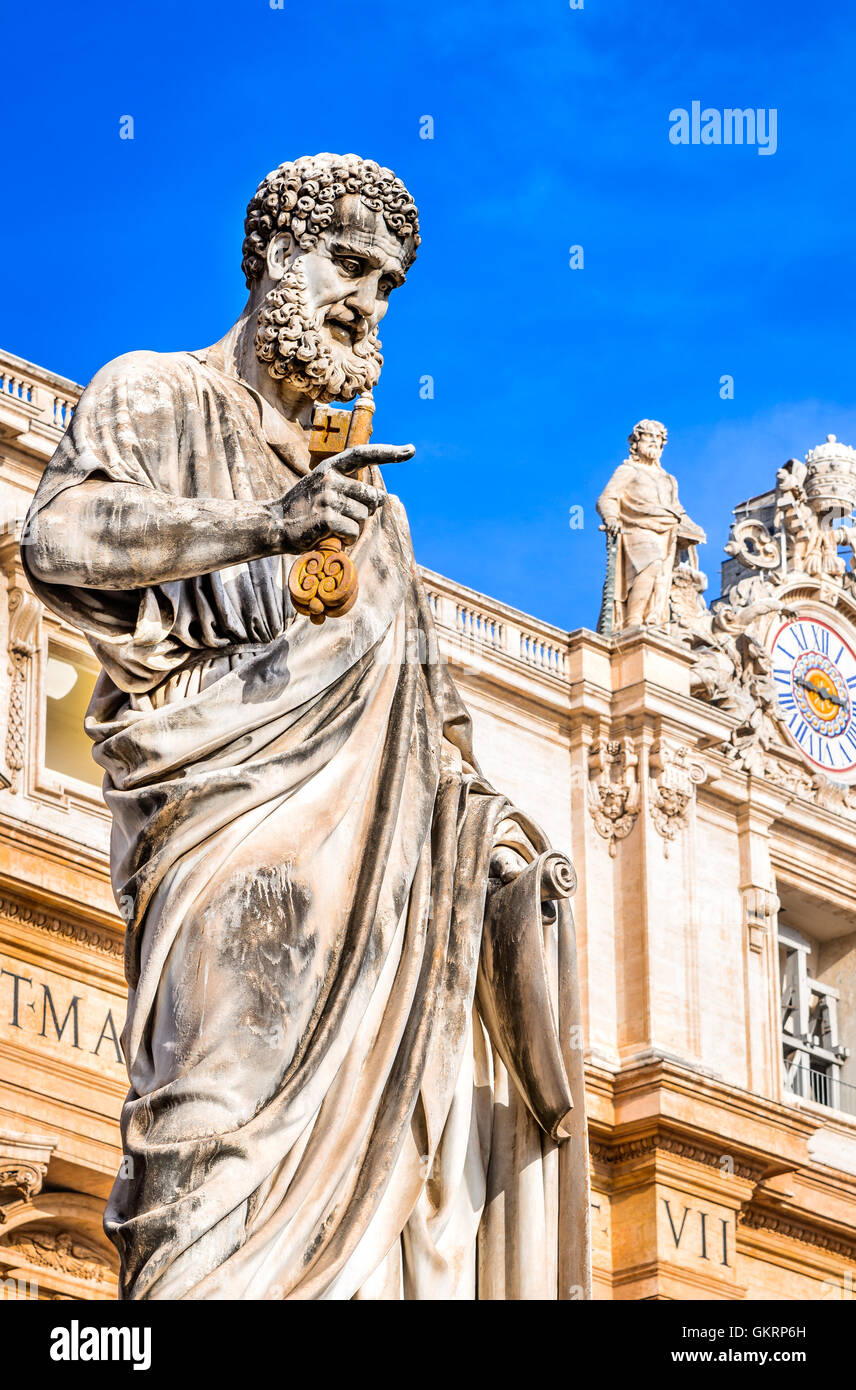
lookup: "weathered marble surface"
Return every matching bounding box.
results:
[20,154,590,1300]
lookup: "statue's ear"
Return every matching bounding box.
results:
[266,230,293,281]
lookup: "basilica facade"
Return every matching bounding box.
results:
[1,346,855,1300]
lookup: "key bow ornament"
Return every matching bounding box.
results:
[287,392,375,626]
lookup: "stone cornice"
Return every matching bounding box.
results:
[613,1055,820,1138]
[589,1058,856,1266]
[590,1117,856,1261]
[589,1130,770,1185]
[589,1056,829,1188]
[608,625,698,667]
[610,1256,748,1300]
[0,884,123,962]
[739,1204,856,1263]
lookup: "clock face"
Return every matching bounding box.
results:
[770,615,856,780]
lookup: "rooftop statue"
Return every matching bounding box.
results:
[726,435,856,585]
[21,154,589,1301]
[596,419,706,634]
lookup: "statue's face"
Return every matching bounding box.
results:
[635,430,662,464]
[254,194,412,403]
[296,195,410,360]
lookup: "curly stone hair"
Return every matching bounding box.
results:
[241,153,421,288]
[628,418,668,453]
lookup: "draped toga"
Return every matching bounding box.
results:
[23,348,590,1300]
[596,460,685,603]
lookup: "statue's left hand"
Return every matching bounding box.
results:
[489,846,528,887]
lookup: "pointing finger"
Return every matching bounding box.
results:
[325,443,416,476]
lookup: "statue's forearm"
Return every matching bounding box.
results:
[25,482,283,590]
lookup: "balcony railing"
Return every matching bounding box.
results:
[786,1065,856,1118]
[0,349,80,446]
[421,569,571,684]
[0,369,34,405]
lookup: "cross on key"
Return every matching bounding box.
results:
[308,405,352,461]
[316,414,344,444]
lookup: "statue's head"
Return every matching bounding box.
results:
[628,419,667,466]
[242,154,420,404]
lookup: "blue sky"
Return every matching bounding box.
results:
[2,0,855,630]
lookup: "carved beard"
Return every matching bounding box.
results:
[253,261,383,404]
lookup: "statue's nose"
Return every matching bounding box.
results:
[347,275,380,319]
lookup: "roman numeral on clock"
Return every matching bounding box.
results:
[789,715,809,744]
[772,616,856,778]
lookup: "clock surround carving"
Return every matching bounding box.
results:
[652,428,856,805]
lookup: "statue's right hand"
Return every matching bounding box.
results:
[272,443,414,551]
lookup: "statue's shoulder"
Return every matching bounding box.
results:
[81,348,203,407]
[597,459,635,494]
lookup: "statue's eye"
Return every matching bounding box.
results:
[337,256,364,277]
[378,277,396,298]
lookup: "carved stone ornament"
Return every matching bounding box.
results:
[669,435,856,788]
[0,1130,57,1220]
[1,525,41,792]
[741,885,780,954]
[693,578,787,728]
[588,735,640,855]
[738,1204,856,1262]
[723,437,856,590]
[0,889,123,960]
[648,742,706,855]
[725,517,781,572]
[0,1227,113,1281]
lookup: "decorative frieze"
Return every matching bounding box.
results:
[739,1205,856,1263]
[590,1132,767,1185]
[0,890,123,961]
[0,1227,114,1281]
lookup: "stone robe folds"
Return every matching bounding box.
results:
[23,350,590,1301]
[596,461,685,605]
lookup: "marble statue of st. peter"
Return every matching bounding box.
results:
[22,155,590,1300]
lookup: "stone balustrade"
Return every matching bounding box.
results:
[0,349,80,457]
[421,568,570,682]
[0,369,35,407]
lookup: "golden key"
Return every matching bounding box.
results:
[287,392,376,625]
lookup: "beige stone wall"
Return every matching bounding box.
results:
[463,693,573,857]
[693,804,748,1089]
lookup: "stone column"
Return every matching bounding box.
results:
[0,527,41,793]
[737,799,782,1098]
